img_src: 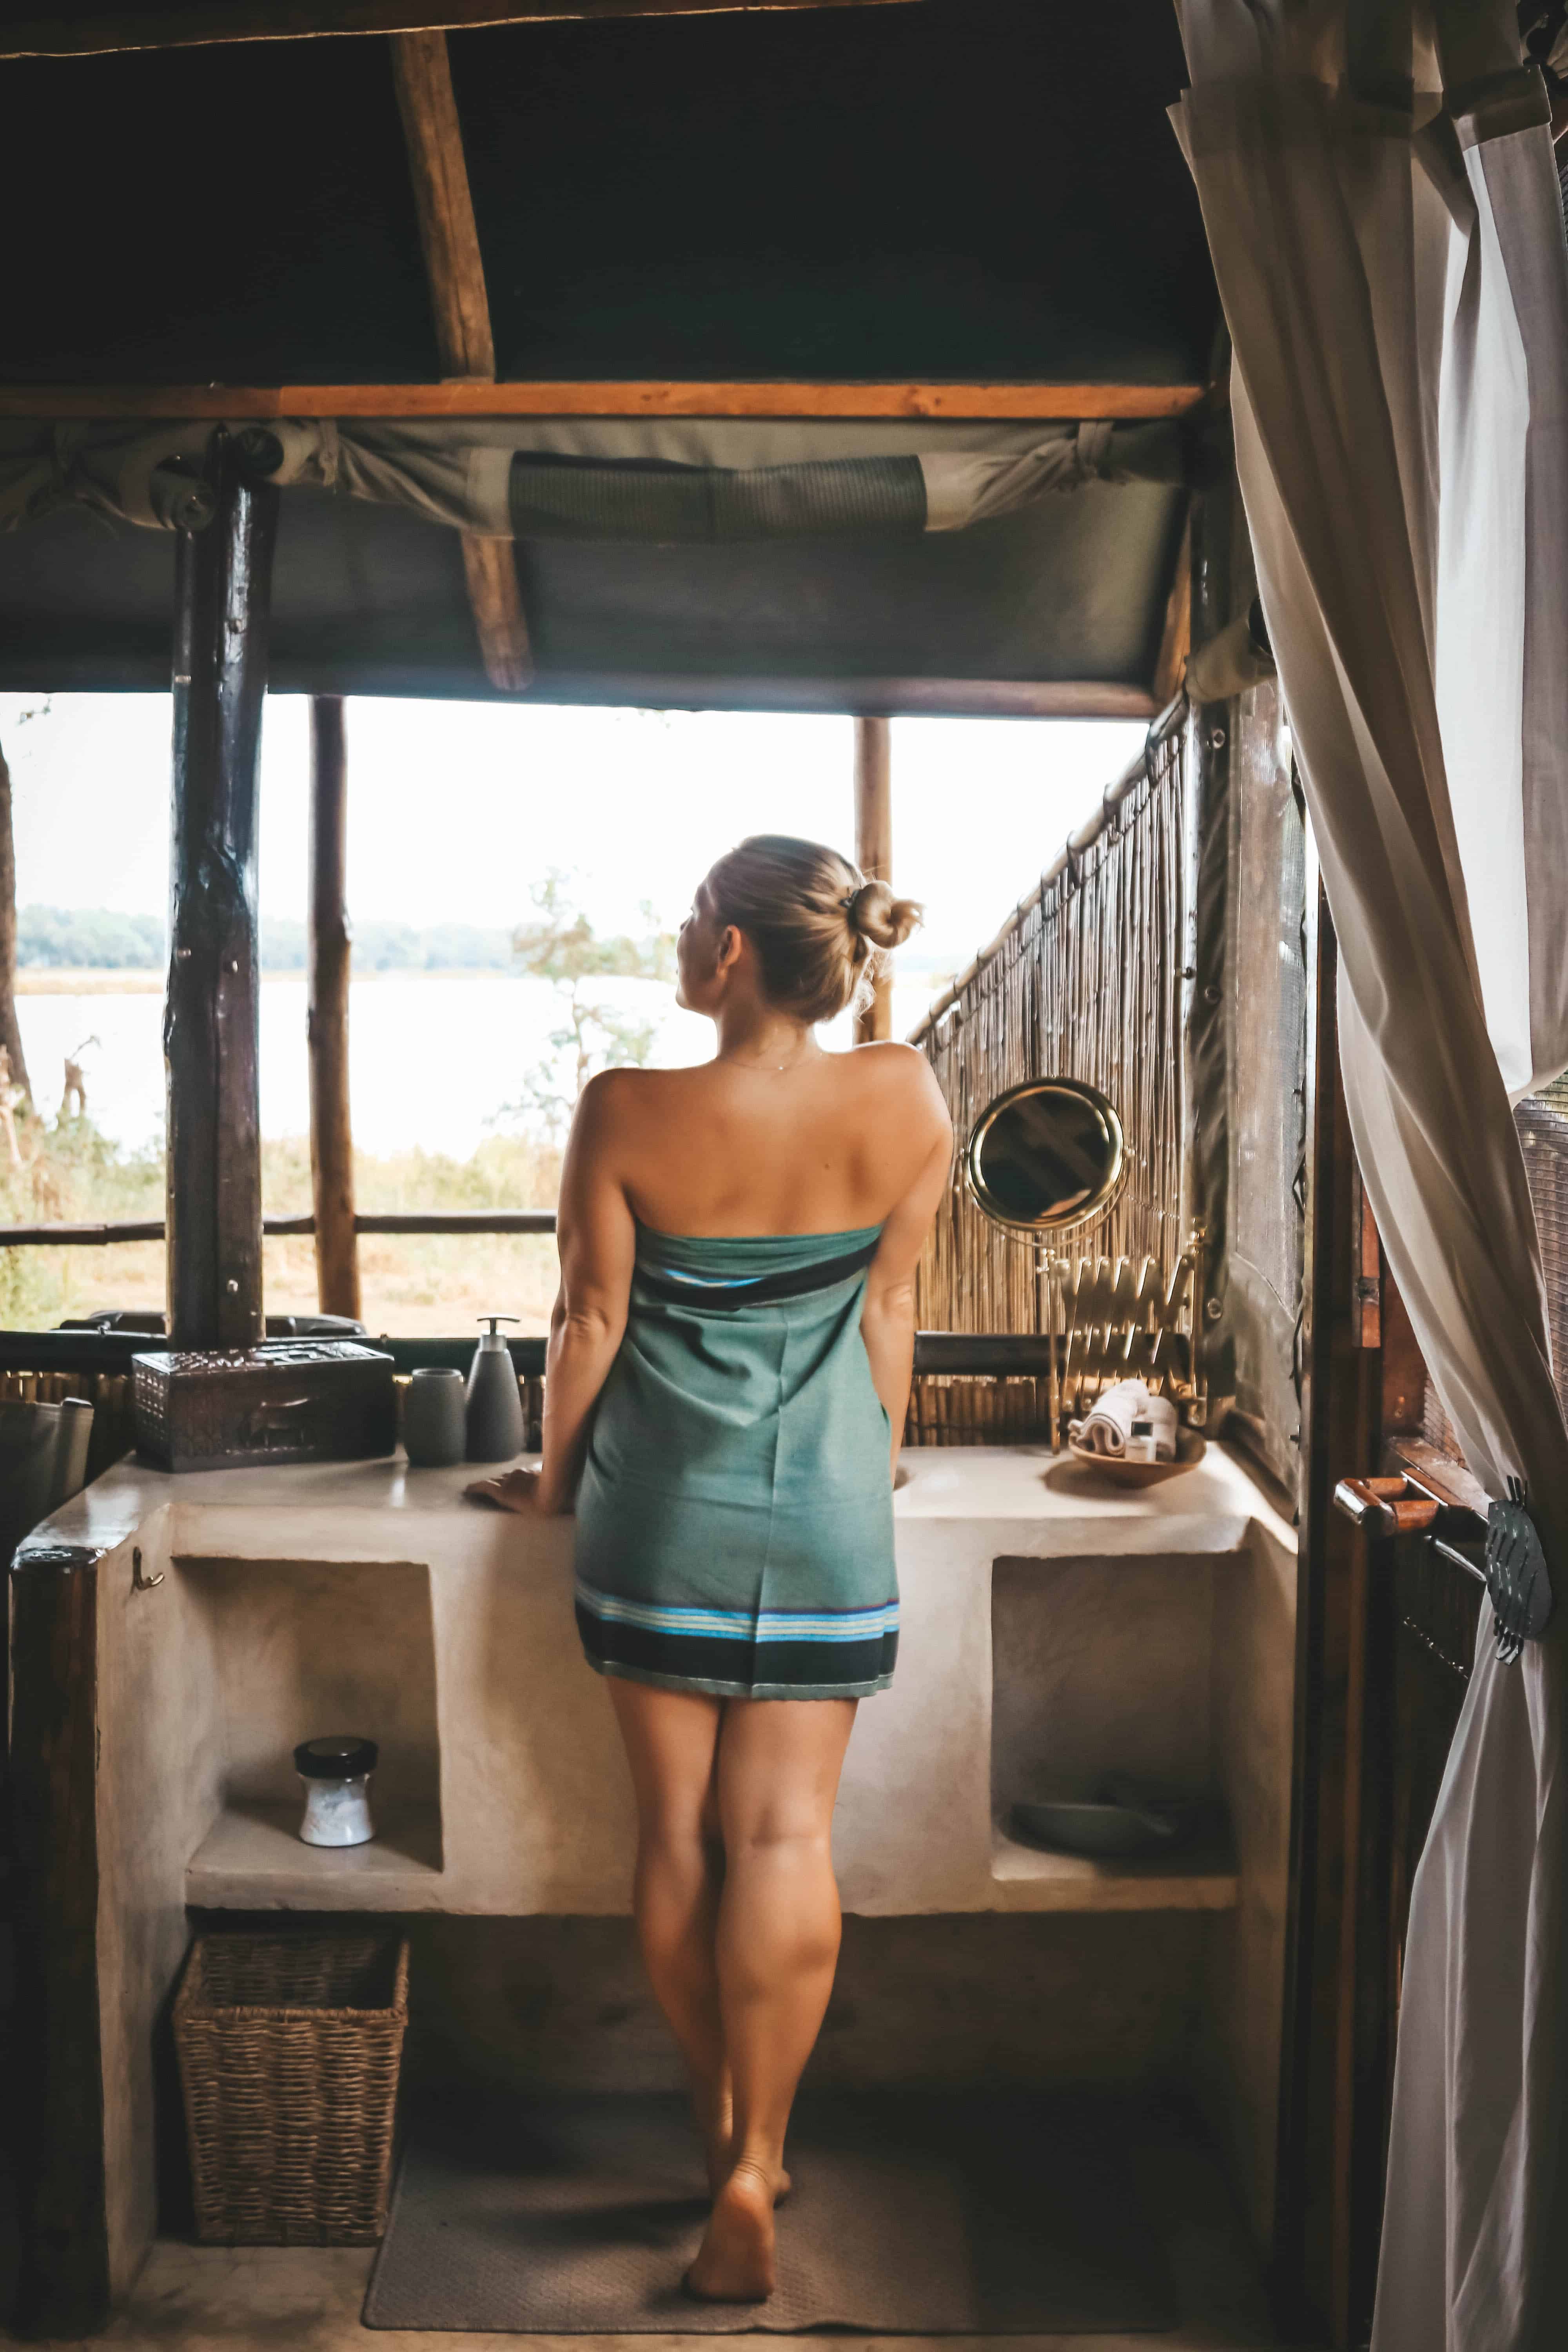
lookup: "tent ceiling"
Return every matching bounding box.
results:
[2,473,1185,710]
[0,0,1218,706]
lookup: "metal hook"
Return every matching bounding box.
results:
[132,1546,164,1593]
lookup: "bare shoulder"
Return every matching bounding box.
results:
[573,1062,673,1134]
[850,1042,952,1137]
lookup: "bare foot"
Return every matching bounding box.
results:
[684,2161,777,2302]
[706,2135,791,2201]
[694,2081,789,2201]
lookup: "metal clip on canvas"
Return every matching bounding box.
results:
[1485,1478,1553,1665]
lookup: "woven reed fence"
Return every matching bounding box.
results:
[905,716,1189,1444]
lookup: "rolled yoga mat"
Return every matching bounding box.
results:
[363,2087,1177,2334]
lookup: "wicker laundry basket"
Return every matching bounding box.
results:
[174,1931,409,2243]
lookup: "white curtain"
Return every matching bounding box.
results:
[1172,4,1568,2345]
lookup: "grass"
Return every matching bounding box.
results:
[0,1117,563,1336]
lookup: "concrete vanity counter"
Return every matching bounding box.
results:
[12,1440,1298,2298]
[28,1439,1295,1921]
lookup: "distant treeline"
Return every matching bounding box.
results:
[17,907,517,973]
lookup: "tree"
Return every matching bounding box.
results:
[504,872,675,1140]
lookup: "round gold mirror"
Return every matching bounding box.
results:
[964,1076,1125,1236]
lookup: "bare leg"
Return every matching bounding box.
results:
[686,1695,857,2301]
[604,1679,732,2181]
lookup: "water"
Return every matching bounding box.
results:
[16,973,938,1160]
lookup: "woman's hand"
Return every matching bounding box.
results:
[463,1467,572,1517]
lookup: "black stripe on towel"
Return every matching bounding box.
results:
[576,1603,897,1693]
[636,1236,881,1314]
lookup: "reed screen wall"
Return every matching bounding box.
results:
[905,720,1189,1442]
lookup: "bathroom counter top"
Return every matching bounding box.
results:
[16,1436,1295,1922]
[18,1435,1294,1569]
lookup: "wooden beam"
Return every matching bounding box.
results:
[549,677,1161,719]
[0,381,1210,423]
[461,532,534,690]
[307,697,362,1320]
[0,1209,558,1245]
[388,27,533,690]
[853,715,893,1045]
[389,29,494,379]
[0,2,919,61]
[1151,507,1192,706]
[165,435,276,1350]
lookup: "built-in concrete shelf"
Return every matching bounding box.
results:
[989,1824,1240,1913]
[35,1442,1297,2311]
[186,1802,445,1910]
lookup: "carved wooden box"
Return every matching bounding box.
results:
[132,1340,397,1473]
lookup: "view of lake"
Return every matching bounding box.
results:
[15,971,940,1159]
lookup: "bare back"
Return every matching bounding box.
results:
[592,1042,947,1238]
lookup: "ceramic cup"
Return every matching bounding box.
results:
[402,1366,467,1467]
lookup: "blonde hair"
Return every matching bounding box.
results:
[704,834,922,1026]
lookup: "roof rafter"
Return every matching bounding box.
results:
[1151,508,1191,705]
[0,383,1208,420]
[388,26,532,690]
[0,1,919,62]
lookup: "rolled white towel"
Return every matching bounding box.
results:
[1071,1382,1180,1461]
[1141,1393,1179,1461]
[1070,1378,1147,1456]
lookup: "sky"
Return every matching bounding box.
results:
[0,693,1146,982]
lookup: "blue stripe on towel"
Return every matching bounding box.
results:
[575,1577,900,1645]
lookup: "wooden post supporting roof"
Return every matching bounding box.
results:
[854,715,893,1045]
[165,434,276,1350]
[308,697,362,1319]
[0,732,33,1102]
[390,27,533,692]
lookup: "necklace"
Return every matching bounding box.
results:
[718,1044,815,1075]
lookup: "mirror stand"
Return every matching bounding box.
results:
[963,1076,1207,1454]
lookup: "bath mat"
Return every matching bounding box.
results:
[362,2087,1178,2333]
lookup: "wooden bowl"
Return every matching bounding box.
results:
[1009,1798,1180,1858]
[1062,1429,1207,1486]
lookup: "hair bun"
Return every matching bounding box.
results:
[847,878,923,951]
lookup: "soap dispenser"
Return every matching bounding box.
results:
[466,1314,524,1461]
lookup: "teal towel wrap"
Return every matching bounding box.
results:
[573,1224,897,1700]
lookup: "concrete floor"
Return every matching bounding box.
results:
[0,2104,1321,2352]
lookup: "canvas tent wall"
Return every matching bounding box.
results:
[0,0,1217,710]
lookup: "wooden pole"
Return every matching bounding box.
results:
[390,27,534,692]
[165,433,276,1351]
[0,732,33,1101]
[853,714,893,1044]
[308,697,362,1319]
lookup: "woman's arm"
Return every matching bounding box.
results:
[534,1071,637,1512]
[470,1069,636,1515]
[860,1056,953,1481]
